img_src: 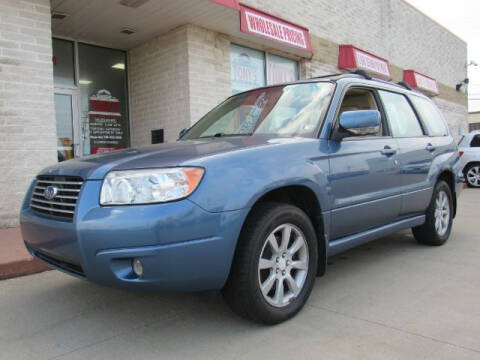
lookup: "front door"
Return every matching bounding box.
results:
[54,89,81,161]
[328,87,402,240]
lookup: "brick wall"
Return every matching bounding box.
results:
[128,26,190,145]
[129,25,232,142]
[0,0,56,228]
[186,25,231,125]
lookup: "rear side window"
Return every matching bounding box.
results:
[378,90,423,137]
[410,96,448,136]
[471,135,480,147]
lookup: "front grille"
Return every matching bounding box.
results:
[30,175,83,220]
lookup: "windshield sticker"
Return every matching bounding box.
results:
[237,92,268,133]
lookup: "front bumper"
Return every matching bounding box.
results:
[21,180,248,291]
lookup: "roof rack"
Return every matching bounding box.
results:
[309,73,343,79]
[350,69,372,80]
[397,81,412,90]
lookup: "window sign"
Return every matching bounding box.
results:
[88,89,124,154]
[230,44,299,94]
[231,44,266,94]
[78,43,129,155]
[267,53,298,85]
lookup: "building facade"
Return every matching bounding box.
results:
[0,0,468,228]
[469,112,480,131]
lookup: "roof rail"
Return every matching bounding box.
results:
[397,81,412,90]
[309,73,343,79]
[350,69,372,80]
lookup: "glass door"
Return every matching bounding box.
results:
[54,89,81,161]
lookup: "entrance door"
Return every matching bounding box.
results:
[54,89,81,161]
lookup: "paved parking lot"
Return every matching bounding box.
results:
[1,189,479,360]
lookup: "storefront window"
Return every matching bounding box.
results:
[230,44,266,94]
[230,44,299,94]
[78,43,129,156]
[53,38,75,87]
[267,53,298,84]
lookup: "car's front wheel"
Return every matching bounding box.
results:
[223,202,318,324]
[412,180,453,246]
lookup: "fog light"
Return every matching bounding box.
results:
[132,258,143,277]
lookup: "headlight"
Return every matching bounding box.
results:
[100,167,204,205]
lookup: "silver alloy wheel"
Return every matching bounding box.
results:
[258,223,309,308]
[466,166,480,187]
[434,190,450,236]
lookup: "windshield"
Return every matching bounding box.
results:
[181,82,334,139]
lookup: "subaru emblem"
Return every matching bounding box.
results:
[44,185,58,200]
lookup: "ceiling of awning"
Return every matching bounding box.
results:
[51,0,312,57]
[51,0,239,49]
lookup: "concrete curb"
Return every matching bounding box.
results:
[0,227,50,280]
[0,259,50,280]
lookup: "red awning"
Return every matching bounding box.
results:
[239,4,312,54]
[403,70,439,96]
[338,45,392,80]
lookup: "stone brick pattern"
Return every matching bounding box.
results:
[186,26,231,127]
[0,0,56,228]
[433,97,469,141]
[128,26,190,146]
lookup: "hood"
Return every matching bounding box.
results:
[39,135,286,180]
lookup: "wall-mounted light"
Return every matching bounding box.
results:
[456,78,469,92]
[79,79,92,85]
[51,12,68,20]
[111,63,125,70]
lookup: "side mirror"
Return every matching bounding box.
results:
[178,127,189,139]
[333,110,381,141]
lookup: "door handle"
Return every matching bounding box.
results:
[426,143,436,152]
[380,146,397,156]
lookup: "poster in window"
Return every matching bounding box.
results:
[267,54,298,85]
[230,44,266,94]
[88,89,125,154]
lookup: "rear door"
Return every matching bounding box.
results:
[378,90,432,216]
[328,87,402,240]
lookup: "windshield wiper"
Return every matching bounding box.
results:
[199,132,252,139]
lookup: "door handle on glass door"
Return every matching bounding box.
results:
[426,143,435,152]
[380,146,397,156]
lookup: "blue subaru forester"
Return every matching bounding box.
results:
[21,73,463,324]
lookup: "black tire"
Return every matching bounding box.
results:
[412,180,453,246]
[222,202,318,324]
[464,163,480,188]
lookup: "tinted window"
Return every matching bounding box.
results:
[471,135,480,147]
[379,91,423,137]
[410,96,448,136]
[53,38,75,87]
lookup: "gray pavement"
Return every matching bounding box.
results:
[1,189,480,360]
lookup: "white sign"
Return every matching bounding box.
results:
[354,50,391,79]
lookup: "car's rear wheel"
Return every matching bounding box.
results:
[465,163,480,188]
[412,180,453,246]
[222,202,318,324]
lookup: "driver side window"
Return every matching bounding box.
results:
[339,88,383,136]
